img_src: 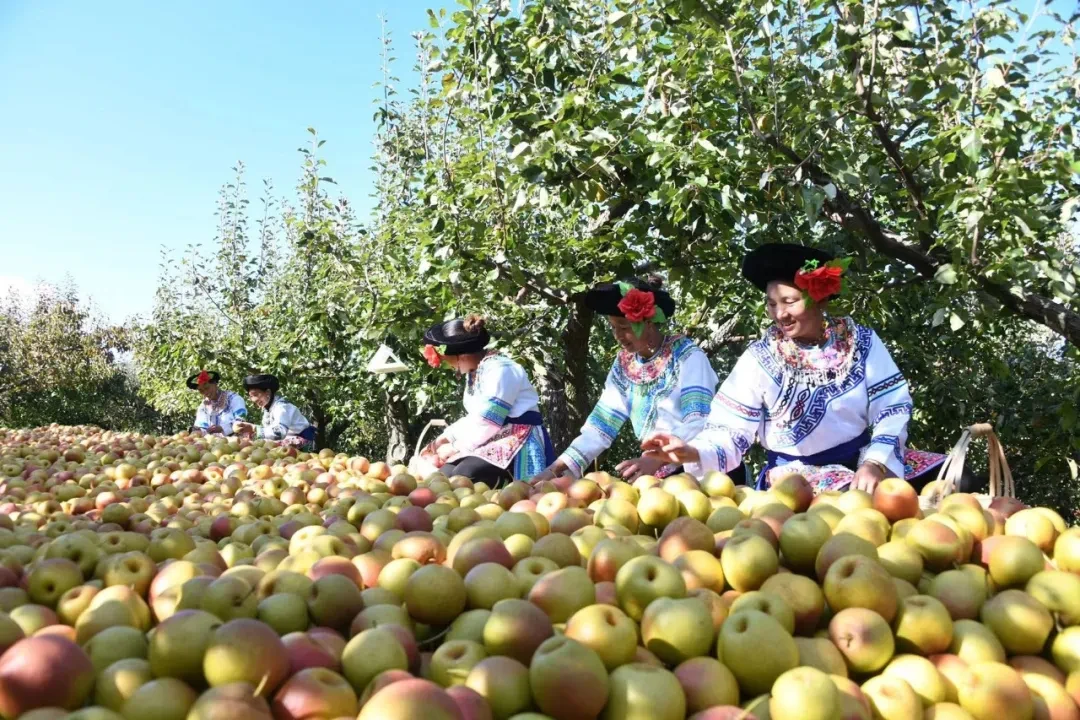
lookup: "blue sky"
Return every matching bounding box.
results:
[0,0,446,322]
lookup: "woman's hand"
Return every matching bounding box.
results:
[615,455,665,481]
[529,462,567,486]
[207,425,224,435]
[852,461,887,494]
[640,432,700,465]
[436,442,458,461]
[233,422,255,438]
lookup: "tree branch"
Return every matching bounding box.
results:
[723,30,1080,349]
[832,1,935,249]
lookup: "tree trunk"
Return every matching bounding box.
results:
[384,389,412,464]
[549,296,593,451]
[309,401,329,450]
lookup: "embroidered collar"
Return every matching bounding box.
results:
[201,390,231,414]
[617,335,684,386]
[765,316,858,386]
[466,352,501,395]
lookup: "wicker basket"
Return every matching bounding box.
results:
[919,422,1017,511]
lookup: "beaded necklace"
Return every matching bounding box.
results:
[766,316,857,387]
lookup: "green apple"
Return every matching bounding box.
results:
[719,609,798,697]
[614,555,687,621]
[603,663,686,720]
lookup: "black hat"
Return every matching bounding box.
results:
[584,279,676,319]
[243,374,280,392]
[186,370,220,390]
[424,319,491,356]
[742,243,835,292]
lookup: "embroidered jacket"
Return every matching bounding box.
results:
[558,335,718,478]
[439,353,549,479]
[193,390,247,436]
[686,317,913,479]
[257,396,312,441]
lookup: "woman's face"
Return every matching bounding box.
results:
[247,388,272,408]
[445,354,482,375]
[766,280,825,341]
[197,382,219,400]
[606,316,662,356]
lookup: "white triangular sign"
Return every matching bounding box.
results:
[366,344,408,374]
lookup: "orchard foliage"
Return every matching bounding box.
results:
[59,0,1080,513]
[0,284,173,433]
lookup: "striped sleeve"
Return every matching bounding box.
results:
[685,346,765,478]
[445,359,521,452]
[556,364,630,478]
[861,330,912,477]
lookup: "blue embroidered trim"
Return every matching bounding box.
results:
[748,338,784,387]
[479,397,513,427]
[769,324,874,447]
[562,446,588,477]
[873,402,912,425]
[680,385,713,421]
[584,402,628,443]
[512,427,548,479]
[867,372,907,401]
[867,434,904,462]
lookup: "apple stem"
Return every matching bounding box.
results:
[254,673,269,698]
[741,696,768,719]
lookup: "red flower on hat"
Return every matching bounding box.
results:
[196,370,211,385]
[617,288,657,323]
[795,265,843,303]
[422,345,443,368]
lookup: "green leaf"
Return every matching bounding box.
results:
[607,10,630,26]
[961,129,982,163]
[934,265,958,285]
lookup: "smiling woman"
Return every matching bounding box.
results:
[642,243,968,496]
[530,276,745,485]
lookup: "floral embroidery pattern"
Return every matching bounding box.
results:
[767,448,949,494]
[615,336,695,439]
[766,316,857,387]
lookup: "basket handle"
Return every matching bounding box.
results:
[414,419,448,460]
[929,422,1015,503]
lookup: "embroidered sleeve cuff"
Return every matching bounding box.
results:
[234,407,248,418]
[584,403,628,444]
[478,397,512,427]
[863,442,904,478]
[679,385,713,422]
[687,439,724,477]
[558,447,588,479]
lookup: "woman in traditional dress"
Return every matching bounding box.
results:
[642,244,960,494]
[233,374,316,451]
[187,370,247,436]
[530,277,745,484]
[419,315,555,487]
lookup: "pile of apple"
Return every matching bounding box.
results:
[0,425,1079,720]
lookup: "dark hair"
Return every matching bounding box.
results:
[621,275,664,292]
[642,274,664,291]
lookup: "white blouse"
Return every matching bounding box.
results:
[194,391,247,436]
[558,335,718,478]
[440,354,542,452]
[686,317,913,480]
[257,396,312,441]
